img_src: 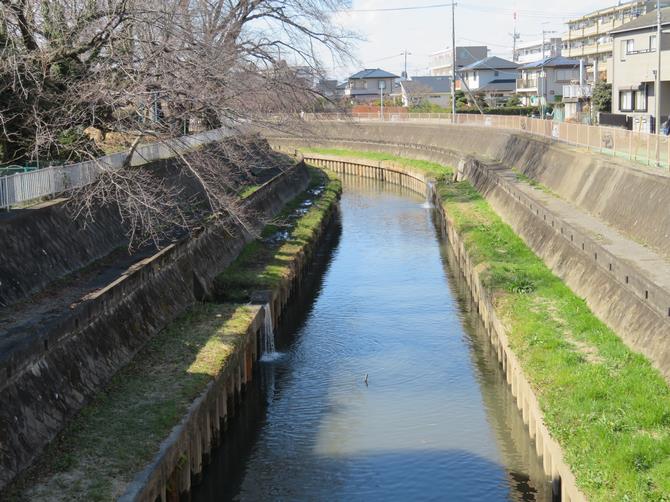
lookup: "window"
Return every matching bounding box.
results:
[650,35,657,51]
[626,39,635,54]
[620,90,633,112]
[494,71,499,77]
[634,86,647,112]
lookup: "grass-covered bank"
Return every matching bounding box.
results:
[6,303,257,501]
[215,168,341,301]
[297,147,670,501]
[6,168,341,502]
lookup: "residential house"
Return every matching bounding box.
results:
[345,68,399,103]
[428,46,488,76]
[515,38,562,64]
[563,0,649,82]
[458,56,519,107]
[610,7,670,133]
[400,76,452,108]
[516,56,581,107]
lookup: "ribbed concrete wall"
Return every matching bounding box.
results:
[278,121,670,259]
[0,163,311,493]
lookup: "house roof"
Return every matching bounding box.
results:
[403,76,452,93]
[477,79,516,92]
[610,7,670,35]
[518,56,580,69]
[460,56,519,71]
[349,68,399,80]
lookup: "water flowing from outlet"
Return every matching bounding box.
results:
[421,182,434,209]
[260,303,281,362]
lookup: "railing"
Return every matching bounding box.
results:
[305,112,670,170]
[516,78,539,90]
[563,84,592,99]
[0,128,229,210]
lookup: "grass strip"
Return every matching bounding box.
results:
[8,303,256,502]
[303,147,670,501]
[8,168,341,502]
[300,146,449,176]
[214,168,342,301]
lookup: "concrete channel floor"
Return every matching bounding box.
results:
[496,166,670,300]
[0,246,156,368]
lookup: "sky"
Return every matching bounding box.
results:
[327,0,622,80]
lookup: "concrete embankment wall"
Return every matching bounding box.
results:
[280,121,670,259]
[0,163,311,492]
[271,131,670,382]
[301,154,585,502]
[119,177,342,502]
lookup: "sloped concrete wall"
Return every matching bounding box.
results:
[280,121,670,259]
[0,163,310,492]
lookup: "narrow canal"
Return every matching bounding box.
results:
[194,175,552,501]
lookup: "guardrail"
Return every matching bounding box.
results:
[0,128,229,210]
[305,112,670,170]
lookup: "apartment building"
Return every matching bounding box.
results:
[428,46,487,76]
[610,7,670,132]
[515,38,562,64]
[562,0,649,82]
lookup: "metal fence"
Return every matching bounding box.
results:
[0,128,229,210]
[306,112,670,170]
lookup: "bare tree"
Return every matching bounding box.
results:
[0,0,354,247]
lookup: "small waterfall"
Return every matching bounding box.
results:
[260,303,281,362]
[421,182,434,209]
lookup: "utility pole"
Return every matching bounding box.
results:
[510,12,520,62]
[451,1,457,123]
[541,27,557,119]
[401,49,412,79]
[656,0,662,138]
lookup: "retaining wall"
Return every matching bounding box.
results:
[119,176,342,502]
[0,163,311,492]
[301,154,585,502]
[273,135,670,382]
[273,121,670,259]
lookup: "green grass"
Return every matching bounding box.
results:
[439,179,670,501]
[239,184,261,198]
[214,168,341,301]
[7,303,256,502]
[511,168,559,197]
[8,167,342,502]
[300,147,451,176]
[311,149,670,501]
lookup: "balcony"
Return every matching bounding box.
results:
[516,78,539,91]
[563,84,592,99]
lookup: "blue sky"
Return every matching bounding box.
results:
[328,0,619,79]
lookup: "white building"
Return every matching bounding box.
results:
[458,56,519,107]
[515,38,562,64]
[429,46,488,76]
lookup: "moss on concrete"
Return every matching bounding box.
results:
[214,168,341,301]
[6,167,341,502]
[7,303,256,502]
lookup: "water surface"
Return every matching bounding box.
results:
[194,175,551,501]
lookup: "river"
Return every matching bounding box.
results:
[193,175,552,501]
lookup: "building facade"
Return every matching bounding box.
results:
[400,76,452,108]
[610,7,670,132]
[562,0,649,82]
[428,46,488,76]
[345,69,399,103]
[516,57,581,107]
[515,38,562,64]
[458,56,519,107]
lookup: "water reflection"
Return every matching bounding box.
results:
[193,175,551,501]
